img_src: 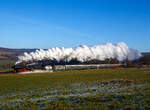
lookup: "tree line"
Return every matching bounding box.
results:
[0,54,150,70]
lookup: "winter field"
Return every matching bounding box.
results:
[0,68,150,110]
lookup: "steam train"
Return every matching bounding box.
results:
[12,59,125,73]
[12,60,53,73]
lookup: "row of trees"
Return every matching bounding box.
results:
[122,55,150,67]
[1,54,150,70]
[138,55,150,65]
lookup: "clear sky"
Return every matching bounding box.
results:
[0,0,150,52]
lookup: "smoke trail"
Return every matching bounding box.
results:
[16,42,142,64]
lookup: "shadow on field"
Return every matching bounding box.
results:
[0,71,13,74]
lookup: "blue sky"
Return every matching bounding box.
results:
[0,0,150,52]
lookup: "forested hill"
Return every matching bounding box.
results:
[0,47,37,60]
[142,52,150,55]
[0,47,149,61]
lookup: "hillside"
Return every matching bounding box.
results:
[0,47,150,61]
[142,52,150,55]
[0,47,149,60]
[0,47,37,60]
[0,47,150,71]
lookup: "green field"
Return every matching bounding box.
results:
[0,60,15,72]
[0,60,15,65]
[0,68,150,110]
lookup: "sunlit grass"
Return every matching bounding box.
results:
[0,68,150,109]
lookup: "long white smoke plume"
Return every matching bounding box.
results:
[16,42,142,64]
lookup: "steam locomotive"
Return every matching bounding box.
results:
[12,59,124,73]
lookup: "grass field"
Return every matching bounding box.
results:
[0,60,15,66]
[0,60,15,72]
[0,68,150,110]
